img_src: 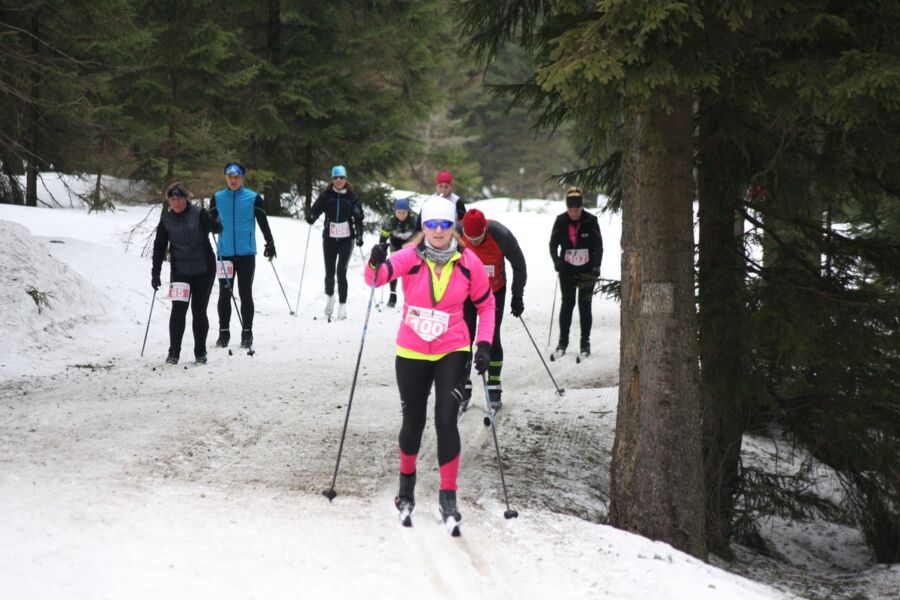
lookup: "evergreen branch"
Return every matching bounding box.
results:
[0,19,87,66]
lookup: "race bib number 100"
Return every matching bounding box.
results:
[216,260,234,280]
[169,282,191,302]
[564,248,590,266]
[404,306,450,342]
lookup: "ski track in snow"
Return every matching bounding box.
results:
[2,198,896,599]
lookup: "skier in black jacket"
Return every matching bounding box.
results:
[306,165,365,320]
[151,182,222,365]
[378,196,418,308]
[548,187,603,360]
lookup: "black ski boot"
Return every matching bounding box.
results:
[215,329,230,348]
[195,353,208,365]
[550,345,566,361]
[488,386,503,411]
[165,352,179,365]
[394,472,416,527]
[455,380,473,415]
[577,341,590,363]
[386,292,397,308]
[240,329,253,348]
[439,489,462,537]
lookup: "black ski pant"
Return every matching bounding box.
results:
[463,286,505,388]
[396,352,468,467]
[558,270,593,349]
[217,255,256,333]
[169,269,216,358]
[323,237,353,303]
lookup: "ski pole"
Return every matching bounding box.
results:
[323,278,378,501]
[269,260,294,315]
[480,371,519,519]
[140,289,157,357]
[212,233,254,356]
[518,316,565,396]
[548,274,558,348]
[293,222,313,315]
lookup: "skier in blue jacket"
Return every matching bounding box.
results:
[209,161,276,349]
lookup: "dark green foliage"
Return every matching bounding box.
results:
[453,0,900,563]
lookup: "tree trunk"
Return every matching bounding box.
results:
[609,91,707,559]
[697,103,748,558]
[25,10,41,207]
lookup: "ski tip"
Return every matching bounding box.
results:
[322,489,337,502]
[444,517,461,537]
[504,509,519,520]
[575,356,581,364]
[228,349,233,356]
[401,515,412,527]
[451,526,461,537]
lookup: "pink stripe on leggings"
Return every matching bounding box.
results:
[399,449,417,475]
[439,454,460,491]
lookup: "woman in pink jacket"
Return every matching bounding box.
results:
[365,195,495,534]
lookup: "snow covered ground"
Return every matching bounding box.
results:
[1,188,896,599]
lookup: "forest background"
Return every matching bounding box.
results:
[2,0,898,574]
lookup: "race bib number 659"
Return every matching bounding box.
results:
[169,282,191,302]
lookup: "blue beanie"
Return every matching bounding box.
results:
[331,165,347,178]
[394,197,411,211]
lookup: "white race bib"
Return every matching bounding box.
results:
[395,231,413,240]
[216,260,234,279]
[404,306,450,342]
[169,282,191,302]
[564,248,590,266]
[329,221,351,238]
[484,264,495,278]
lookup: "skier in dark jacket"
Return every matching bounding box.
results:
[548,187,603,360]
[306,165,365,320]
[378,196,418,308]
[459,209,527,410]
[209,160,276,349]
[151,182,222,365]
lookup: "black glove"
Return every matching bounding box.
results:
[369,243,388,268]
[553,258,563,272]
[264,243,276,259]
[356,237,364,247]
[510,294,524,318]
[305,215,315,225]
[151,275,161,291]
[473,341,491,375]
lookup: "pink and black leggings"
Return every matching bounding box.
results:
[395,352,468,490]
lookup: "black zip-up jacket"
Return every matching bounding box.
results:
[379,211,419,250]
[309,188,365,243]
[152,204,222,279]
[548,210,603,272]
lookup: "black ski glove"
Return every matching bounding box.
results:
[553,258,564,272]
[305,214,315,225]
[510,294,524,318]
[264,243,276,259]
[473,341,491,375]
[151,275,161,291]
[356,236,364,248]
[369,243,388,268]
